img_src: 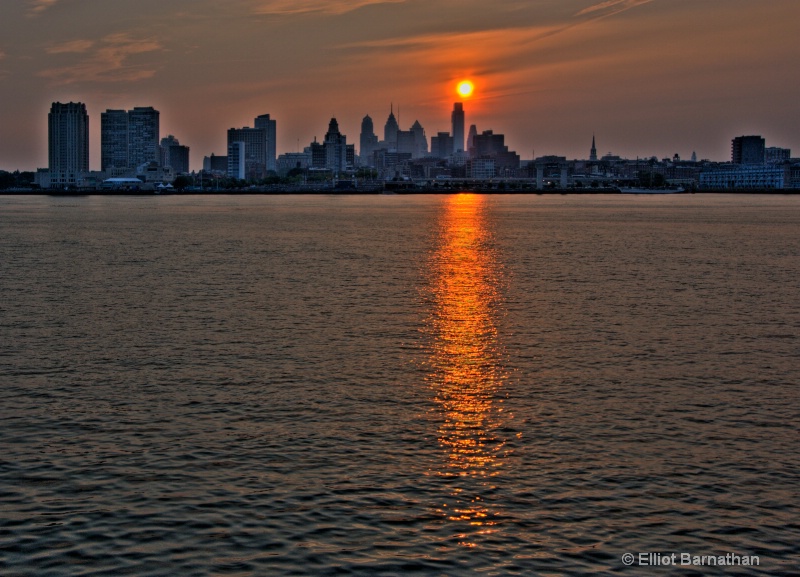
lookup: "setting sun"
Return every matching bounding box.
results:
[457,80,475,98]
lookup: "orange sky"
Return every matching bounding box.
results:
[1,0,798,170]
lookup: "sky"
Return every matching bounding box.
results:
[1,0,799,171]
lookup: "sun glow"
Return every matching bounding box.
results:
[456,80,474,98]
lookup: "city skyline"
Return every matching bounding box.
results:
[1,0,799,171]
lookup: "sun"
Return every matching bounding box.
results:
[456,80,474,98]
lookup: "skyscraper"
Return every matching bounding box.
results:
[384,106,399,149]
[467,124,478,152]
[410,120,428,158]
[101,109,129,171]
[451,102,465,153]
[324,117,348,173]
[160,135,190,174]
[360,115,378,164]
[48,102,89,176]
[254,114,277,172]
[128,107,160,168]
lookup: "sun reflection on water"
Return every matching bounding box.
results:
[426,194,509,539]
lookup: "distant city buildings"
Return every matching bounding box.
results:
[34,101,800,190]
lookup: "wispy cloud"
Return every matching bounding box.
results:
[576,0,655,18]
[47,39,95,54]
[252,0,406,16]
[39,33,163,84]
[27,0,60,16]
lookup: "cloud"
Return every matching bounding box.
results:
[576,0,655,17]
[28,0,60,15]
[47,39,95,54]
[39,33,163,84]
[252,0,406,16]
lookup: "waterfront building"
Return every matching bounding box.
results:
[700,164,786,189]
[128,107,160,168]
[732,135,765,165]
[254,114,277,172]
[101,109,129,171]
[468,157,496,179]
[48,102,90,188]
[451,102,465,153]
[766,147,791,164]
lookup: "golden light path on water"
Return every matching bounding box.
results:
[426,194,510,545]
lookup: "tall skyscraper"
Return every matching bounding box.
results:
[731,135,765,165]
[451,102,465,153]
[101,109,129,171]
[410,120,428,158]
[254,114,277,172]
[384,106,399,149]
[360,115,378,164]
[48,102,89,175]
[324,117,348,173]
[467,124,478,153]
[128,107,160,168]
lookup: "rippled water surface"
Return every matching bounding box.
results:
[2,194,799,576]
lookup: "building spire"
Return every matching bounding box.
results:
[590,133,598,162]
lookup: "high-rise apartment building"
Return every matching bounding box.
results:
[451,102,465,153]
[128,107,160,168]
[48,102,89,177]
[254,114,277,172]
[101,109,129,171]
[732,135,765,165]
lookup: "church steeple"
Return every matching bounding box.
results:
[590,134,598,162]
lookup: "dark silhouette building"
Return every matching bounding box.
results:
[732,135,765,165]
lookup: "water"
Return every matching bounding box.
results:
[1,194,798,576]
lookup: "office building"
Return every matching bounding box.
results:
[430,132,454,159]
[227,142,246,179]
[227,127,267,179]
[451,102,465,153]
[360,115,379,163]
[160,135,190,174]
[254,114,277,172]
[384,106,399,149]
